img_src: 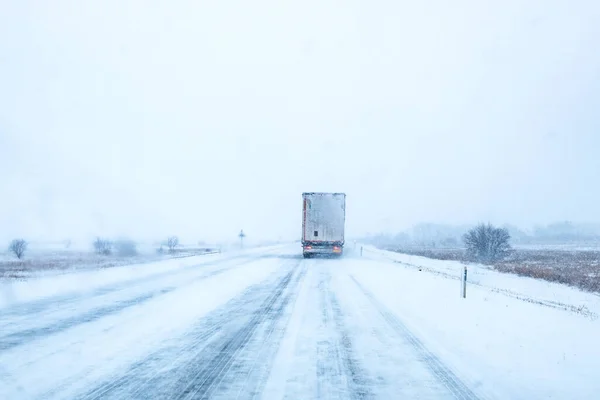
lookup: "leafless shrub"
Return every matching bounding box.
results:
[166,236,179,253]
[93,237,112,255]
[463,223,511,262]
[8,239,28,259]
[114,239,137,257]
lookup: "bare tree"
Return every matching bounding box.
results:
[93,237,113,255]
[9,239,28,259]
[167,236,179,253]
[115,239,137,257]
[463,223,511,262]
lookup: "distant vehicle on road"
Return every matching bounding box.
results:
[301,192,346,258]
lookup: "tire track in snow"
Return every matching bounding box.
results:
[0,257,263,352]
[349,275,480,400]
[80,259,305,400]
[220,261,308,400]
[175,263,304,400]
[0,253,264,319]
[317,269,373,400]
[0,290,164,351]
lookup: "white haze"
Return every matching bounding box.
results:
[1,0,599,245]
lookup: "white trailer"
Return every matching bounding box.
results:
[301,192,346,258]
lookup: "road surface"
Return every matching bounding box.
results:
[0,246,482,399]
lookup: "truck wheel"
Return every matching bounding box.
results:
[303,253,311,259]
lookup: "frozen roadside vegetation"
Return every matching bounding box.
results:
[1,251,170,280]
[365,246,600,319]
[0,242,220,280]
[382,245,600,294]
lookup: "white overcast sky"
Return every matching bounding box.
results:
[1,0,599,244]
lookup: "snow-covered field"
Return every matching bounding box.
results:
[0,241,225,280]
[0,244,598,399]
[0,244,286,308]
[360,247,600,399]
[513,243,600,251]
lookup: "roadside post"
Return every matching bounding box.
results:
[360,246,363,257]
[239,229,246,249]
[461,265,467,298]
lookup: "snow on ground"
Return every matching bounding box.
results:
[356,247,600,399]
[0,250,211,281]
[1,244,599,399]
[513,243,600,251]
[263,260,471,399]
[0,252,290,399]
[364,246,600,317]
[0,244,287,308]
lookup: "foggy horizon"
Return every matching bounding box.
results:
[2,1,599,245]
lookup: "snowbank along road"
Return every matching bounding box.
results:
[1,245,598,399]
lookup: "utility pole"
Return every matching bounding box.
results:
[239,229,246,249]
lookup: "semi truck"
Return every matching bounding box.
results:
[301,192,346,258]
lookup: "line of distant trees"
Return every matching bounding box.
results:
[363,221,600,249]
[4,235,183,260]
[92,237,139,256]
[4,234,225,260]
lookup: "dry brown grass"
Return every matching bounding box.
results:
[385,247,466,261]
[494,250,600,293]
[0,247,220,280]
[386,247,600,294]
[0,252,165,279]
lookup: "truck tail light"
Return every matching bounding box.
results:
[304,245,312,250]
[333,246,341,253]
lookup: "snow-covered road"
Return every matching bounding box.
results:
[1,245,598,399]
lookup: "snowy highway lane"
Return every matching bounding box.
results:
[6,245,591,398]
